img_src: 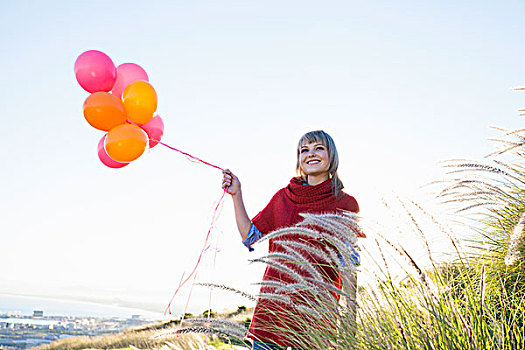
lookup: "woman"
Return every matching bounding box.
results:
[222,130,362,349]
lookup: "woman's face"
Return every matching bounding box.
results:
[298,141,330,177]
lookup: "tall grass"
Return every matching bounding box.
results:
[188,127,525,349]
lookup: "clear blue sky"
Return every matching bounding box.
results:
[1,0,525,315]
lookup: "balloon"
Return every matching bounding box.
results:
[122,80,157,125]
[141,114,164,148]
[105,124,148,163]
[112,63,149,99]
[97,134,129,168]
[83,92,128,131]
[74,50,117,93]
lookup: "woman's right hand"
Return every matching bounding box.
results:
[222,169,241,196]
[222,169,250,239]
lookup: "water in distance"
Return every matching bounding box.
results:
[0,294,164,320]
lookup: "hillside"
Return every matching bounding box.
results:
[35,307,254,350]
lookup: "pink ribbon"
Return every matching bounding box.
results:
[157,141,224,171]
[155,139,227,316]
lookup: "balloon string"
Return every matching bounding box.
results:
[150,137,227,316]
[164,189,227,316]
[154,140,224,171]
[128,123,223,171]
[179,270,199,327]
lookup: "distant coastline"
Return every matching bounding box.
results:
[0,293,165,320]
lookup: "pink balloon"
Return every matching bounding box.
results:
[141,114,164,148]
[74,50,117,93]
[97,134,129,168]
[112,63,149,98]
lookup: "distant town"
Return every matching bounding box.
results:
[0,309,151,349]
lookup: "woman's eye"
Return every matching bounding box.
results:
[300,149,308,153]
[316,146,325,151]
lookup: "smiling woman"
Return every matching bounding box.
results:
[298,142,330,182]
[297,130,342,196]
[221,130,363,349]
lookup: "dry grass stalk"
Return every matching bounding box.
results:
[195,282,257,302]
[410,200,466,261]
[397,198,435,264]
[504,212,525,266]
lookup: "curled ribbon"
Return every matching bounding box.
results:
[153,139,227,316]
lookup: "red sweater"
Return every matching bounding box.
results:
[248,177,359,347]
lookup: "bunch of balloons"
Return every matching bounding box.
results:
[74,50,165,168]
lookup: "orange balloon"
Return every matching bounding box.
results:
[105,124,148,163]
[83,92,127,131]
[122,80,157,125]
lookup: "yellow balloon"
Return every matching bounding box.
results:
[122,80,157,125]
[105,124,148,163]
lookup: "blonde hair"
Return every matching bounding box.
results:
[296,130,344,197]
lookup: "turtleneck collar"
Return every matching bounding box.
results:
[284,177,336,205]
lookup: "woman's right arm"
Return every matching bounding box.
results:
[222,169,251,241]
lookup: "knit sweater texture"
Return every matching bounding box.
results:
[248,177,359,347]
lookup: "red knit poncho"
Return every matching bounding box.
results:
[248,177,360,347]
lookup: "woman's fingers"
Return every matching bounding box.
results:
[221,169,239,194]
[222,171,232,189]
[222,169,234,185]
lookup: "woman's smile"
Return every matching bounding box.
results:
[299,142,329,177]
